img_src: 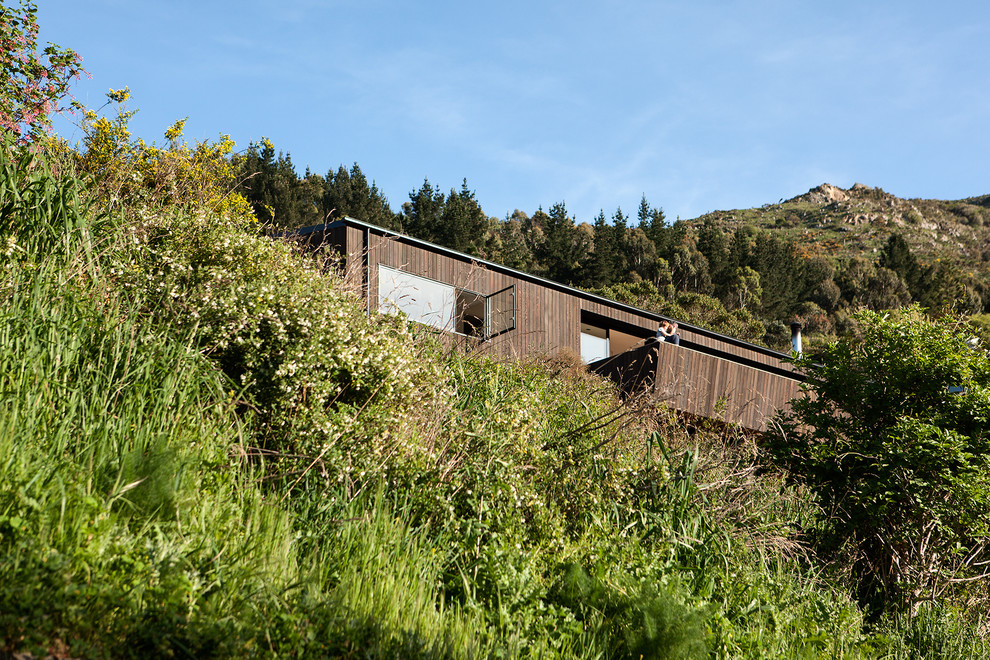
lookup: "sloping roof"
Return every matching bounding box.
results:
[291,216,793,363]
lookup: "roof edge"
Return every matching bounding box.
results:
[288,217,793,361]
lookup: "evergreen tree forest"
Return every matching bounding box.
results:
[236,143,990,352]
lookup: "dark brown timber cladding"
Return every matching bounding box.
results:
[291,218,801,430]
[367,233,585,359]
[682,332,794,371]
[591,342,801,431]
[581,299,656,329]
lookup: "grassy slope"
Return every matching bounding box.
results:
[690,182,990,270]
[1,146,987,658]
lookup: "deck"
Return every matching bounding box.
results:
[589,339,805,431]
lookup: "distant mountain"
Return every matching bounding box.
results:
[689,183,990,268]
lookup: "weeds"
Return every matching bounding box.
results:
[3,137,988,658]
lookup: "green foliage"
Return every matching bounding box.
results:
[71,92,254,221]
[233,142,400,231]
[837,257,912,311]
[0,137,952,658]
[488,210,534,271]
[400,177,493,256]
[530,202,590,284]
[0,133,101,268]
[768,307,990,614]
[235,139,320,228]
[879,234,925,300]
[871,604,990,659]
[0,0,85,141]
[320,161,396,229]
[0,142,298,657]
[110,206,435,457]
[584,210,623,287]
[7,72,990,653]
[551,563,708,659]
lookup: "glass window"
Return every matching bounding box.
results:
[378,265,456,332]
[486,285,516,337]
[378,265,516,339]
[580,323,609,363]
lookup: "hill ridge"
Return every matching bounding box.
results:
[693,181,990,266]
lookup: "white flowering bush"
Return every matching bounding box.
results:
[111,208,436,458]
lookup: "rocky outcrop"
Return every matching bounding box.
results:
[792,183,850,206]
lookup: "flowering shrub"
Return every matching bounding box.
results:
[71,91,253,219]
[0,0,86,141]
[113,208,436,458]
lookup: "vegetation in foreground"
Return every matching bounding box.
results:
[0,126,988,657]
[2,4,989,657]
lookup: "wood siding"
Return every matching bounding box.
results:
[293,219,801,430]
[590,341,802,431]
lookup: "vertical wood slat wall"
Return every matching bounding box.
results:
[655,341,803,430]
[591,342,802,431]
[316,223,801,429]
[365,233,577,360]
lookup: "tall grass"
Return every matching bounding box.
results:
[0,143,301,656]
[3,138,988,657]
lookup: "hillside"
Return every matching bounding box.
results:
[692,182,990,269]
[4,9,989,655]
[3,128,989,657]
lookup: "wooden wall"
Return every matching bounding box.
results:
[298,221,801,430]
[590,341,802,431]
[365,232,576,359]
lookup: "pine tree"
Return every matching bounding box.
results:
[322,164,397,229]
[491,212,533,270]
[534,202,588,284]
[879,234,924,301]
[696,218,730,290]
[237,141,309,229]
[402,178,445,243]
[637,194,667,251]
[611,207,630,278]
[438,179,490,255]
[584,210,619,287]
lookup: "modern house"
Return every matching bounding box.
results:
[290,217,804,431]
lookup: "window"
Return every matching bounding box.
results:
[377,265,515,339]
[486,285,516,338]
[378,265,456,331]
[580,323,609,363]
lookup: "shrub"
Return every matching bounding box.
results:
[0,0,85,142]
[71,93,255,220]
[767,307,990,615]
[111,209,436,459]
[550,562,708,660]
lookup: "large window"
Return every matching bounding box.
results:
[378,265,515,339]
[378,265,457,331]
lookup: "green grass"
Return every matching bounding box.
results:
[2,140,989,658]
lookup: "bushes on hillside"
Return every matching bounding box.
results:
[768,307,990,615]
[6,135,988,656]
[0,139,304,657]
[0,0,85,142]
[110,208,438,459]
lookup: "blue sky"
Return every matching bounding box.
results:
[38,0,990,225]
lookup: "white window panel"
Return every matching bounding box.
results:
[378,265,456,332]
[580,327,609,364]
